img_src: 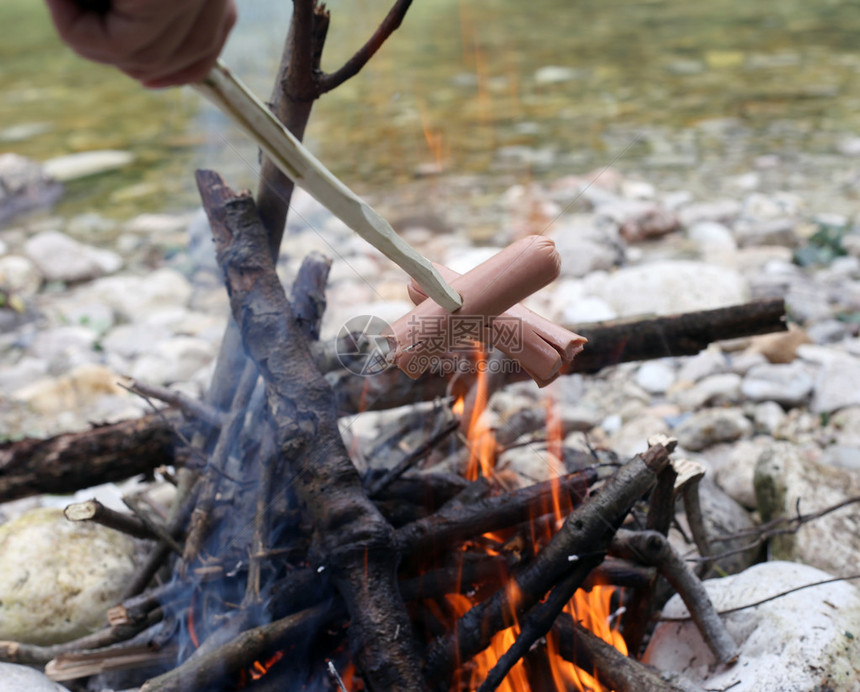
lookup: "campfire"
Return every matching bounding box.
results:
[0,2,798,691]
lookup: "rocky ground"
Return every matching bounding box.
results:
[2,150,860,689]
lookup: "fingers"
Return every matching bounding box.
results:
[44,0,237,87]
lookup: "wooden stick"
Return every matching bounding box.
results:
[64,499,155,541]
[194,62,461,312]
[612,529,739,665]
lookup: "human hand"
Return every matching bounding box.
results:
[44,0,237,88]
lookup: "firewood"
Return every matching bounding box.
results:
[424,441,675,684]
[64,499,155,541]
[198,170,428,690]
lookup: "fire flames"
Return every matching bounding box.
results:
[448,353,627,691]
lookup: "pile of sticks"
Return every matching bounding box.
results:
[0,171,784,691]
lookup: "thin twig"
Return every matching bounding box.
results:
[127,380,225,428]
[612,529,738,664]
[660,573,860,622]
[318,0,413,93]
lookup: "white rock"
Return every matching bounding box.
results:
[741,361,815,406]
[125,212,192,235]
[82,268,193,320]
[635,360,676,394]
[24,230,122,283]
[752,400,787,435]
[0,508,136,645]
[819,445,860,471]
[562,297,617,324]
[608,414,670,458]
[0,254,41,296]
[445,246,503,274]
[644,561,860,691]
[555,238,619,278]
[534,65,581,84]
[102,323,172,360]
[673,407,753,452]
[43,150,134,182]
[593,261,748,317]
[811,354,860,413]
[687,221,737,255]
[620,180,656,199]
[128,336,215,385]
[0,663,69,692]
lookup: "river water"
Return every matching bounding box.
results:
[4,0,860,222]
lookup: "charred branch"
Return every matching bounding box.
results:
[0,413,177,503]
[197,170,427,690]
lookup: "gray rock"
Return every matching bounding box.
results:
[677,198,741,227]
[733,217,799,248]
[0,255,41,296]
[673,407,752,452]
[24,230,122,283]
[549,218,623,278]
[712,437,779,509]
[635,360,676,394]
[672,477,759,575]
[741,361,815,406]
[819,445,860,471]
[754,441,860,574]
[591,261,748,317]
[644,561,860,691]
[0,663,69,692]
[672,372,742,410]
[30,325,99,371]
[0,508,136,645]
[676,347,730,383]
[806,319,857,345]
[0,357,49,393]
[0,153,63,224]
[42,149,134,182]
[495,443,566,487]
[811,354,860,413]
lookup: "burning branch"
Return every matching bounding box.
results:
[425,441,675,683]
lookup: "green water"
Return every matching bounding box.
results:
[4,0,860,222]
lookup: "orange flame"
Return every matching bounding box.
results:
[249,650,285,681]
